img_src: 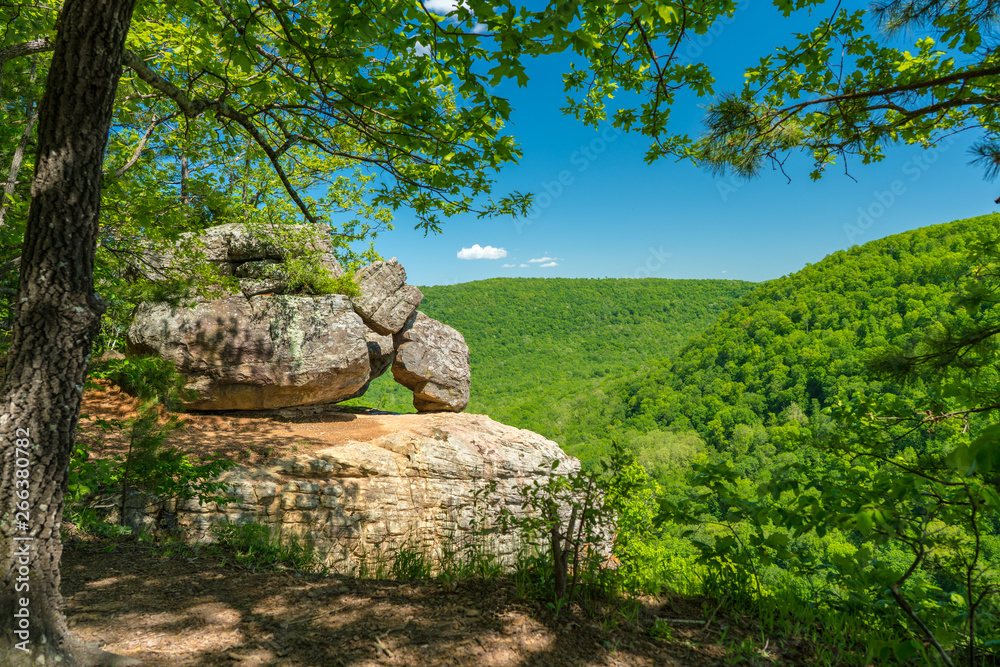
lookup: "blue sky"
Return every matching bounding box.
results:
[371,1,998,286]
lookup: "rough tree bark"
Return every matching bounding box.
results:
[0,1,139,665]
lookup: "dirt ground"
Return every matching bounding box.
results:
[61,537,813,667]
[79,382,426,465]
[63,385,820,666]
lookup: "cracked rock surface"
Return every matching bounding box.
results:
[127,294,369,410]
[392,311,471,412]
[352,258,423,335]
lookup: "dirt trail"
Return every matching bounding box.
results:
[60,540,745,667]
[80,383,422,466]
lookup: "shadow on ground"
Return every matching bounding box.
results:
[79,383,407,468]
[59,540,806,667]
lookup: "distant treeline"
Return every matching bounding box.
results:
[345,276,756,452]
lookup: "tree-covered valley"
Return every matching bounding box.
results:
[4,0,1000,663]
[349,213,1000,664]
[354,214,1000,477]
[344,277,755,450]
[614,215,1000,470]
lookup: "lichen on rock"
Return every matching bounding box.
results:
[127,224,470,413]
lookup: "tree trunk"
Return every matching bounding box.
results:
[0,1,138,665]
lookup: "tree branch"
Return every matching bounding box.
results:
[0,37,53,67]
[121,49,329,229]
[766,63,1000,125]
[109,113,180,179]
[888,523,957,667]
[0,58,40,228]
[0,105,37,228]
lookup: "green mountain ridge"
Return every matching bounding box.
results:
[615,213,1000,472]
[346,276,757,449]
[353,214,1000,478]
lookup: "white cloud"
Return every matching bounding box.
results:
[501,263,515,268]
[721,270,727,274]
[416,1,488,51]
[519,263,529,268]
[457,244,507,260]
[423,0,462,14]
[540,261,559,268]
[528,256,556,263]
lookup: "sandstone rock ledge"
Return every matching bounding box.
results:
[148,411,580,573]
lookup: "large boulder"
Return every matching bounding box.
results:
[127,294,370,410]
[127,229,473,412]
[392,311,470,412]
[352,258,423,335]
[133,223,344,294]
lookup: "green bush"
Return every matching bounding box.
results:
[280,257,360,297]
[89,355,192,410]
[212,521,323,572]
[71,356,234,534]
[68,402,235,534]
[390,541,433,580]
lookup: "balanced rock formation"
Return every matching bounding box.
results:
[127,223,468,413]
[128,294,369,410]
[392,312,471,412]
[123,410,584,573]
[352,258,423,335]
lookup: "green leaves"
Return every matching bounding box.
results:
[891,638,924,662]
[655,4,678,25]
[690,0,1000,183]
[853,508,877,535]
[229,49,254,73]
[98,0,570,247]
[948,423,1000,474]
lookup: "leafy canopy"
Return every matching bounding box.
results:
[689,0,1000,184]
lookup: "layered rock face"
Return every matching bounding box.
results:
[125,411,582,572]
[127,223,470,412]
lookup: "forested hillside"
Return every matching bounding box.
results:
[615,214,1000,472]
[345,277,755,447]
[347,217,1000,663]
[353,215,1000,476]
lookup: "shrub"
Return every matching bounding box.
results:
[212,522,323,572]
